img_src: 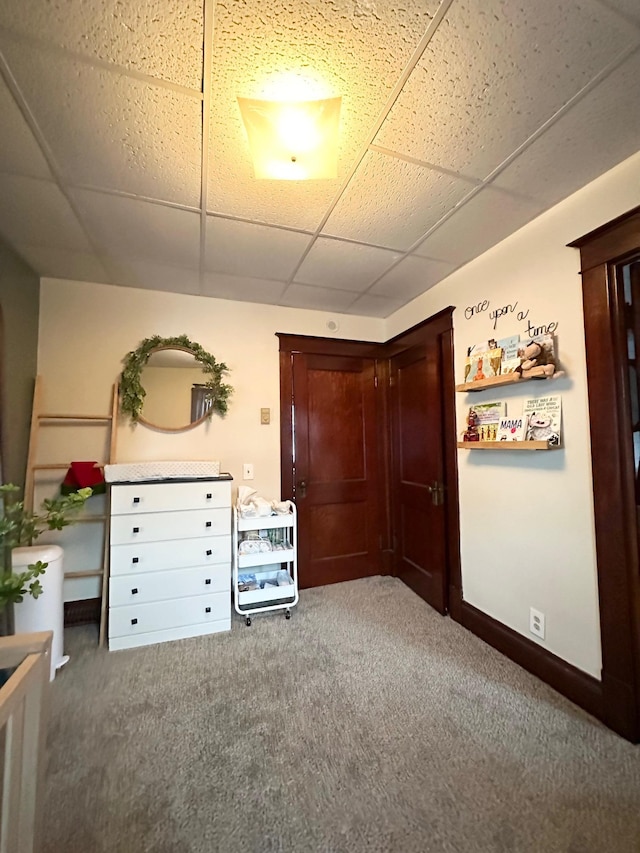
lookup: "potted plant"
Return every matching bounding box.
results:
[0,484,92,614]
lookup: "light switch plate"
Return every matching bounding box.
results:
[260,407,270,425]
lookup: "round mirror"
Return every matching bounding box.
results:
[119,335,232,432]
[137,346,213,432]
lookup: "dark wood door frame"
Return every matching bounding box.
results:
[277,311,461,611]
[569,204,640,742]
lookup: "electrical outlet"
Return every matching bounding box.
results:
[260,408,270,425]
[243,463,254,480]
[529,607,545,640]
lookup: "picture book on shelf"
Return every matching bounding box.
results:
[471,401,505,441]
[463,334,522,382]
[496,416,526,442]
[522,395,562,445]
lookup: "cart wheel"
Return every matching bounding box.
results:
[245,617,252,627]
[285,609,291,620]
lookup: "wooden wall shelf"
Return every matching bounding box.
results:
[457,440,558,451]
[456,373,524,392]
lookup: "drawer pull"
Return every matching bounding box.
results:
[133,497,140,504]
[131,618,138,626]
[205,578,211,585]
[131,588,139,595]
[206,549,212,556]
[206,493,212,499]
[133,526,140,534]
[206,521,212,528]
[132,557,139,564]
[205,607,211,613]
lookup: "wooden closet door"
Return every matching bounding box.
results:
[290,352,382,588]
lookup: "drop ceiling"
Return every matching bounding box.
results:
[0,0,639,318]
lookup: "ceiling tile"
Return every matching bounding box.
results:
[375,0,639,180]
[343,293,405,318]
[205,218,311,281]
[206,0,440,229]
[370,255,455,301]
[0,76,52,180]
[14,245,111,283]
[106,259,202,296]
[279,284,358,313]
[72,191,200,269]
[600,0,640,24]
[322,150,473,250]
[1,43,202,206]
[294,238,401,292]
[0,0,203,89]
[0,175,92,251]
[492,50,640,209]
[201,273,287,305]
[414,188,544,266]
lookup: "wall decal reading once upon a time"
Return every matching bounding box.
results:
[463,300,557,337]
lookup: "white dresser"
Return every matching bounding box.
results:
[108,476,232,651]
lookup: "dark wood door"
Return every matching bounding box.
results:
[390,336,448,613]
[290,352,382,588]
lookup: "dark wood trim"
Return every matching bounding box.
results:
[571,206,640,742]
[279,349,294,502]
[64,597,100,627]
[568,206,640,272]
[440,325,462,611]
[276,333,382,359]
[461,601,604,723]
[384,306,455,348]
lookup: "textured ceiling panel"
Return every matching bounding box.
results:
[14,245,111,284]
[414,188,544,267]
[106,259,202,296]
[493,49,640,209]
[206,0,439,228]
[600,0,640,24]
[0,175,92,250]
[279,283,358,312]
[72,191,200,268]
[323,150,473,250]
[375,0,639,181]
[343,292,405,318]
[0,42,202,206]
[201,273,287,305]
[294,238,400,292]
[0,0,204,89]
[205,218,312,281]
[370,255,455,301]
[0,75,52,179]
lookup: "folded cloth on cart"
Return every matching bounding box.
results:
[236,487,293,517]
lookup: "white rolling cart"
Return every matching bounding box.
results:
[233,504,298,626]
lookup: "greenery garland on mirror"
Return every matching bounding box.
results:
[119,334,232,423]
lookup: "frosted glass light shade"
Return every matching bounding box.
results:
[237,96,341,180]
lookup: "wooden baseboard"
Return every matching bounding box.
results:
[460,600,604,724]
[64,598,100,627]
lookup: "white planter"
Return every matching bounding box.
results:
[12,545,67,681]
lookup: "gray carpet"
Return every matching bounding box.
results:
[43,576,640,853]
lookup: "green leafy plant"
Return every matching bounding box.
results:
[0,484,92,608]
[119,334,233,423]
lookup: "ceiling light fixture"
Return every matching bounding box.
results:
[237,96,342,180]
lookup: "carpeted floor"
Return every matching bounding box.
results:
[43,576,640,853]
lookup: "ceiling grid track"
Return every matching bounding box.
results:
[199,0,216,289]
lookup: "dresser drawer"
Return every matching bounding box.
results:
[108,592,229,638]
[110,480,231,515]
[110,564,229,606]
[110,535,230,576]
[110,507,228,545]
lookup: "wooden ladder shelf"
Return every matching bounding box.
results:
[24,376,118,644]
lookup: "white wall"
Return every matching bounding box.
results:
[387,149,640,678]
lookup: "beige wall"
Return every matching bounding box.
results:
[0,239,39,489]
[386,149,640,678]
